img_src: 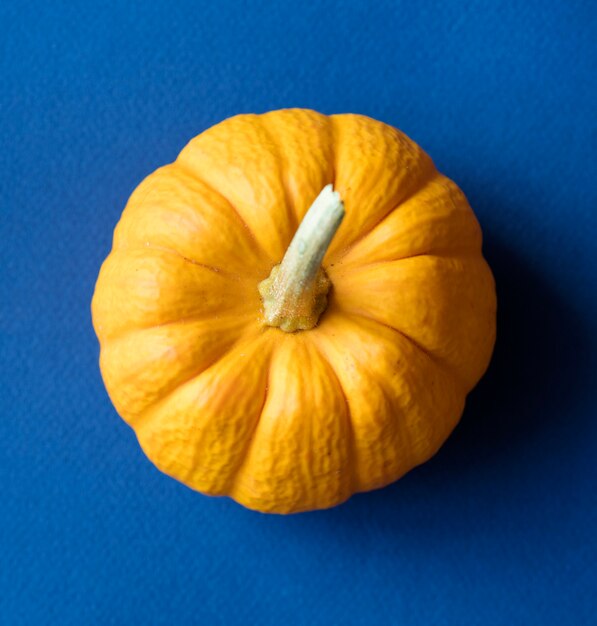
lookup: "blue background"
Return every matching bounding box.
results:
[1,1,596,624]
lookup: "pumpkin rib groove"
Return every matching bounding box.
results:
[103,311,254,345]
[99,299,255,343]
[327,115,338,190]
[102,313,255,354]
[135,242,257,281]
[173,160,272,263]
[257,116,298,234]
[311,343,356,495]
[346,311,467,392]
[330,249,481,276]
[125,328,263,430]
[331,167,440,263]
[149,312,253,332]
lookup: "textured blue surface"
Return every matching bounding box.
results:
[1,1,596,624]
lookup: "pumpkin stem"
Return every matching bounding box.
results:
[258,184,345,332]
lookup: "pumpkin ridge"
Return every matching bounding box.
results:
[330,250,482,276]
[345,310,467,392]
[93,247,254,342]
[173,159,273,264]
[192,343,273,493]
[112,174,164,251]
[331,167,440,264]
[113,164,271,278]
[331,175,482,269]
[124,327,266,429]
[99,313,256,422]
[226,350,273,495]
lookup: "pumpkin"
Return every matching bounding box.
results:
[91,109,496,514]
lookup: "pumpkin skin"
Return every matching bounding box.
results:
[91,109,496,513]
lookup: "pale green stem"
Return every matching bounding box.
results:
[259,184,345,332]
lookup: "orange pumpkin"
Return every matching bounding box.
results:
[91,109,496,513]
